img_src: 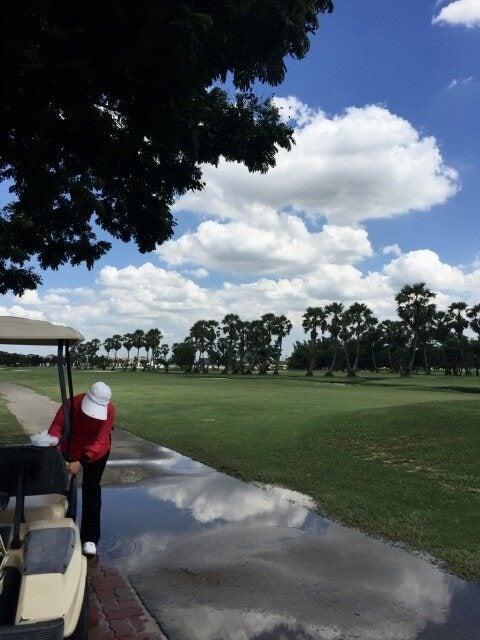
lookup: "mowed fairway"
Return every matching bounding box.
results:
[0,393,23,438]
[1,368,479,580]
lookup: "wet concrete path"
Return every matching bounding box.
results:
[1,382,480,639]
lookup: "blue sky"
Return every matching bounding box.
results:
[1,0,479,349]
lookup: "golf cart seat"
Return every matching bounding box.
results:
[0,494,68,526]
[0,445,72,544]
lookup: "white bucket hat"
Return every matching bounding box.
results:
[81,381,111,420]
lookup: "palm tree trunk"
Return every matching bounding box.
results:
[387,347,394,373]
[423,346,431,375]
[371,345,377,372]
[344,341,353,376]
[326,342,337,376]
[403,336,417,376]
[352,337,361,375]
[306,329,317,376]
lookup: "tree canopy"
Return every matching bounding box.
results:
[0,0,333,294]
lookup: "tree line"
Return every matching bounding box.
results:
[296,283,480,376]
[68,283,480,376]
[70,314,293,375]
[4,283,478,377]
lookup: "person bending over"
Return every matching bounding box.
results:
[49,381,114,556]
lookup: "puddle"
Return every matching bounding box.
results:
[104,446,215,486]
[108,447,213,476]
[97,453,480,640]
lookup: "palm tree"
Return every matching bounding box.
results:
[433,310,453,375]
[343,303,373,377]
[467,304,480,376]
[271,315,292,375]
[103,337,114,361]
[242,321,256,374]
[122,333,134,366]
[131,329,146,368]
[74,342,88,369]
[259,313,278,374]
[395,283,436,376]
[448,302,469,375]
[236,320,249,374]
[111,334,123,365]
[190,320,215,373]
[251,319,272,374]
[145,328,163,366]
[221,314,242,373]
[365,316,381,372]
[325,302,344,376]
[302,307,327,376]
[86,339,101,368]
[418,307,436,375]
[380,319,407,373]
[339,312,354,375]
[158,343,170,373]
[205,321,219,372]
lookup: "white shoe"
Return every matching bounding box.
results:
[82,541,97,556]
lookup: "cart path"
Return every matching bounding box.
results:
[0,381,59,436]
[1,382,480,640]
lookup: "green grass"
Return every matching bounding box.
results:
[1,367,480,580]
[0,391,24,440]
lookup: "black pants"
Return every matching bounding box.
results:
[80,453,109,545]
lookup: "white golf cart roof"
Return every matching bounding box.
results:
[0,316,84,346]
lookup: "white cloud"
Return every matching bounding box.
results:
[175,101,458,227]
[272,95,316,126]
[13,290,69,307]
[158,216,373,276]
[0,305,46,321]
[154,99,459,298]
[383,249,480,297]
[49,286,95,298]
[433,0,480,27]
[447,76,474,89]
[1,247,479,345]
[381,244,402,257]
[188,268,209,279]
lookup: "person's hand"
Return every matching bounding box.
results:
[67,461,82,475]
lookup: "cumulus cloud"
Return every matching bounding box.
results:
[158,216,373,276]
[383,249,480,294]
[156,98,458,292]
[49,286,95,298]
[433,0,480,27]
[0,305,46,321]
[188,268,209,279]
[175,101,458,227]
[381,244,402,257]
[13,290,70,307]
[2,246,479,345]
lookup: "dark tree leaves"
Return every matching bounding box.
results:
[0,0,333,294]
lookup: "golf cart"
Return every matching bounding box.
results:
[0,317,88,639]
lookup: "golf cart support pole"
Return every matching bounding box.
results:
[57,340,72,448]
[64,341,78,520]
[65,341,75,457]
[11,465,25,549]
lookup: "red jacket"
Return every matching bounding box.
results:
[48,393,115,463]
